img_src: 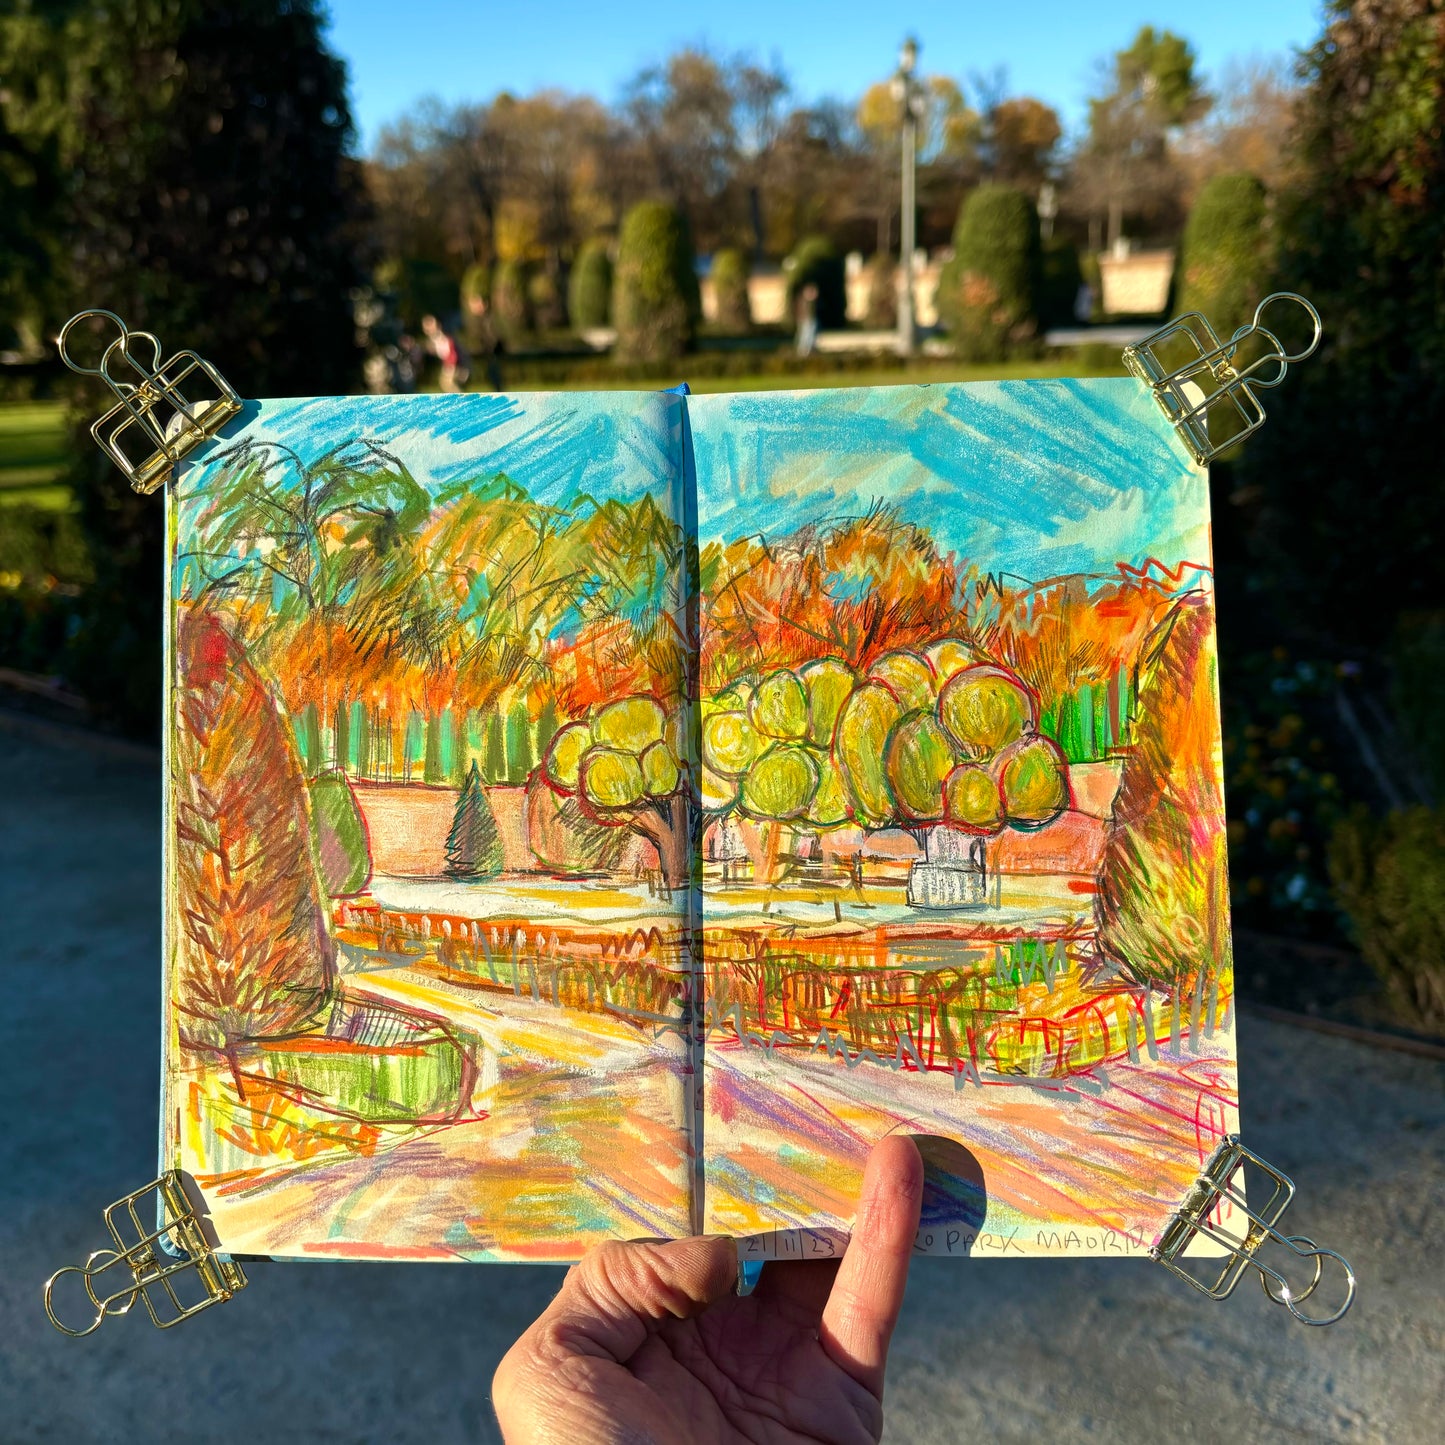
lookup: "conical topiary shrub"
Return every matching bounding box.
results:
[710,247,752,330]
[1178,173,1270,328]
[445,761,504,878]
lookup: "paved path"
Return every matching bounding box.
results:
[2,727,1442,1442]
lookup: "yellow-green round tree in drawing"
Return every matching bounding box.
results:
[831,641,1072,907]
[544,694,692,889]
[701,660,857,867]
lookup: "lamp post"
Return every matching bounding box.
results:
[891,36,927,357]
[1038,181,1058,243]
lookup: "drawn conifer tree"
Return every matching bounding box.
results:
[171,608,335,1096]
[446,761,504,878]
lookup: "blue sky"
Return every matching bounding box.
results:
[690,379,1209,581]
[178,382,1210,588]
[327,0,1326,152]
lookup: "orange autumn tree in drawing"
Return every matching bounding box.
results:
[171,608,335,1093]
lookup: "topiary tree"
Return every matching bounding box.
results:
[527,266,566,330]
[568,240,613,330]
[492,258,533,341]
[446,760,504,879]
[543,694,690,889]
[710,247,752,330]
[701,661,856,868]
[784,235,847,331]
[613,200,700,364]
[831,639,1071,907]
[935,184,1041,361]
[1178,173,1270,328]
[308,770,372,897]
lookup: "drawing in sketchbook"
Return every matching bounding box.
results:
[163,380,1237,1263]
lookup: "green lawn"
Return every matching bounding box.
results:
[0,351,1128,508]
[0,401,71,509]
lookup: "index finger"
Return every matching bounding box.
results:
[819,1134,924,1399]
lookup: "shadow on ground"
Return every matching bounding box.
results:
[2,728,1442,1443]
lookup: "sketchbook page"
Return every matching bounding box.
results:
[690,379,1238,1258]
[162,390,697,1262]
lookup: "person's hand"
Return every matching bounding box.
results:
[492,1134,923,1444]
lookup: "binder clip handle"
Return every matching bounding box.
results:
[57,309,163,393]
[1256,1235,1356,1328]
[54,308,241,495]
[1151,1135,1356,1326]
[42,1171,246,1337]
[1225,293,1323,390]
[43,1250,142,1338]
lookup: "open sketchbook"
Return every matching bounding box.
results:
[163,379,1237,1264]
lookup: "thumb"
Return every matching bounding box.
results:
[533,1236,739,1365]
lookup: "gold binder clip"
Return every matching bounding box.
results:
[1123,292,1322,465]
[56,309,241,494]
[43,1171,246,1336]
[1152,1135,1355,1326]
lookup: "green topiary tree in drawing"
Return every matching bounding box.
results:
[829,639,1072,907]
[701,660,856,870]
[446,761,504,879]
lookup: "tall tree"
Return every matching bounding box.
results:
[1074,25,1210,248]
[1232,0,1445,646]
[171,606,335,1095]
[626,49,739,251]
[42,0,370,735]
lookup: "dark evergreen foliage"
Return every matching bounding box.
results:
[935,184,1040,361]
[1231,0,1445,649]
[784,235,846,331]
[15,1,369,737]
[614,201,699,363]
[445,761,504,878]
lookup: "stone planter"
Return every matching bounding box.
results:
[906,828,988,910]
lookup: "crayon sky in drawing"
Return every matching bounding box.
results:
[178,389,686,517]
[689,378,1209,579]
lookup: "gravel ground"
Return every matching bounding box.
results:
[2,724,1441,1444]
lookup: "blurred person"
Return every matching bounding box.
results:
[796,281,819,358]
[466,291,506,392]
[493,1134,923,1444]
[421,313,470,392]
